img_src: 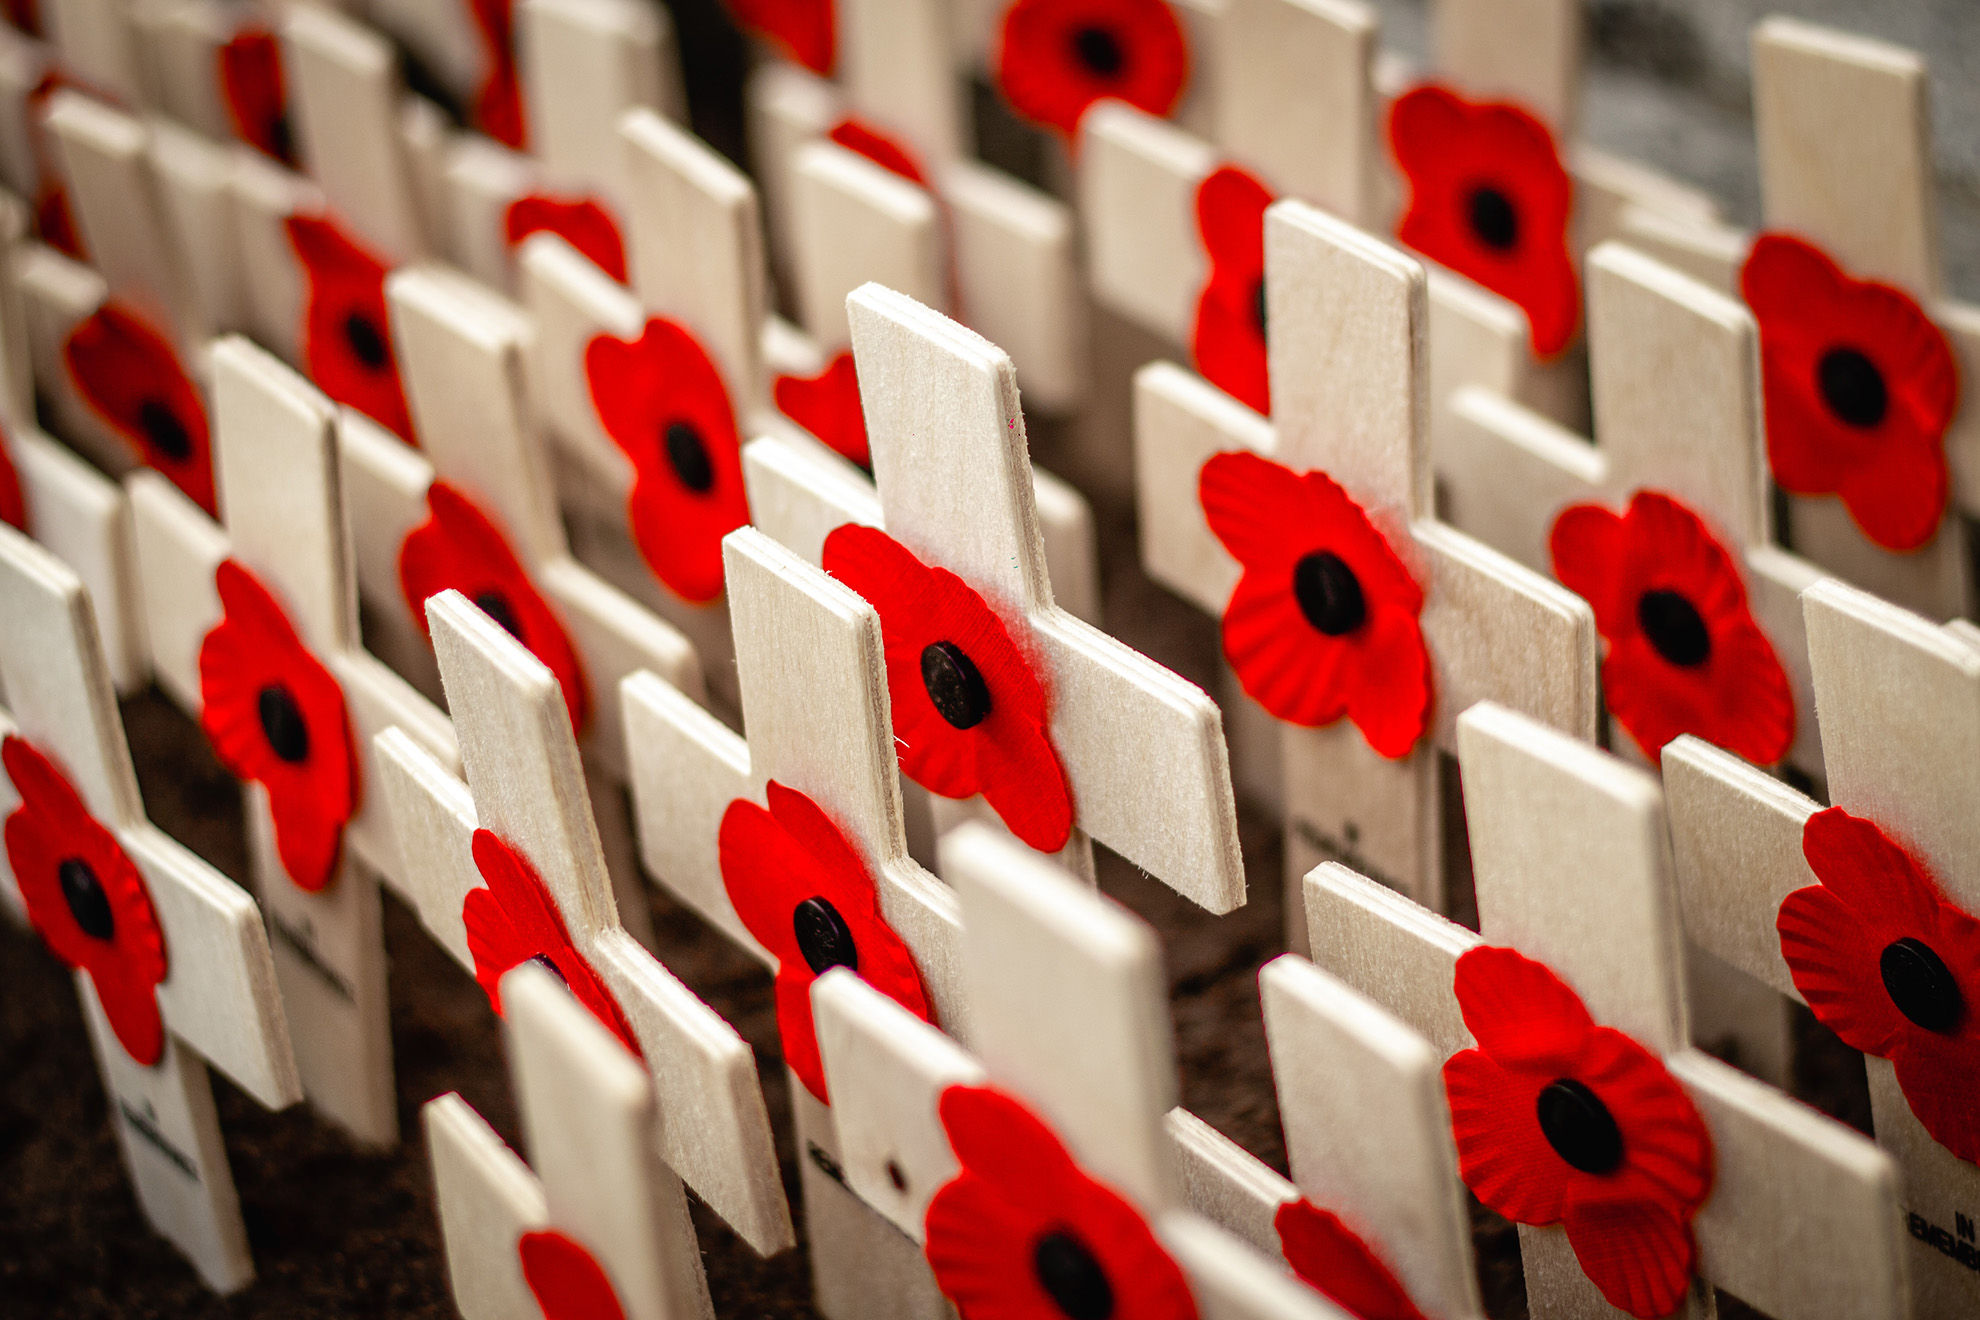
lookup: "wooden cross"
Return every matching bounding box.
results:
[374,586,794,1255]
[1308,700,1910,1320]
[0,522,302,1293]
[125,336,457,1148]
[425,963,713,1320]
[1664,577,1980,1317]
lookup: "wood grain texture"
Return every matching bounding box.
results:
[520,0,682,200]
[1077,101,1213,345]
[17,427,147,692]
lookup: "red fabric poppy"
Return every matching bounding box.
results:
[217,24,292,164]
[924,1083,1198,1319]
[1389,84,1578,358]
[284,213,414,441]
[1191,165,1274,415]
[505,194,626,282]
[821,524,1075,851]
[463,828,642,1058]
[2,735,168,1065]
[1273,1199,1427,1320]
[519,1230,626,1320]
[724,0,834,75]
[1550,490,1793,767]
[827,118,930,187]
[584,317,748,603]
[398,481,590,732]
[996,0,1189,138]
[62,302,215,515]
[0,426,26,531]
[1198,450,1432,758]
[197,559,358,892]
[718,780,928,1101]
[1443,945,1713,1319]
[1778,807,1980,1165]
[774,351,867,467]
[467,0,526,149]
[1741,233,1958,552]
[34,183,81,258]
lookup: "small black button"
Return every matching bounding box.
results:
[256,684,311,764]
[59,857,116,941]
[1818,347,1888,429]
[793,896,859,976]
[1536,1077,1625,1175]
[920,641,993,730]
[1467,186,1519,252]
[1033,1229,1114,1319]
[1880,937,1964,1034]
[1636,589,1711,667]
[473,591,525,642]
[1071,27,1124,78]
[137,399,193,461]
[664,421,715,493]
[343,313,390,370]
[1292,552,1366,636]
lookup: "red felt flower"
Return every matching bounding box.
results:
[1191,165,1274,415]
[285,213,414,441]
[1274,1199,1427,1320]
[1389,84,1578,358]
[584,318,748,603]
[0,425,27,531]
[197,560,358,891]
[1778,807,1980,1165]
[725,0,834,75]
[467,0,526,149]
[34,182,81,258]
[1198,450,1432,758]
[519,1230,626,1320]
[718,780,928,1101]
[996,0,1188,138]
[505,194,626,282]
[217,24,292,164]
[62,302,215,515]
[822,524,1075,851]
[774,351,867,467]
[1443,946,1712,1319]
[924,1083,1198,1320]
[1550,490,1793,767]
[463,829,642,1058]
[827,118,930,187]
[2,735,168,1065]
[1741,233,1958,552]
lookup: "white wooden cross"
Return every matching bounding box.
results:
[1308,700,1910,1320]
[374,586,794,1255]
[425,963,713,1320]
[125,335,458,1148]
[0,522,302,1293]
[1664,577,1980,1318]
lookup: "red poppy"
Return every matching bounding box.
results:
[1198,450,1431,758]
[1190,165,1274,415]
[62,302,215,514]
[34,183,81,258]
[2,735,168,1065]
[505,194,626,282]
[463,828,642,1058]
[724,0,834,75]
[5,0,39,36]
[197,559,358,892]
[827,118,930,187]
[1273,1199,1427,1320]
[822,524,1075,851]
[467,0,526,149]
[1778,807,1980,1165]
[1443,945,1713,1319]
[217,24,292,164]
[1741,233,1958,552]
[996,0,1189,138]
[718,780,927,1100]
[284,213,414,441]
[583,318,748,603]
[924,1083,1198,1319]
[1550,490,1792,767]
[774,351,867,467]
[1389,85,1577,358]
[519,1230,626,1320]
[0,426,26,531]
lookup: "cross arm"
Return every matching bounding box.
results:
[225,145,319,364]
[1077,101,1212,345]
[790,142,942,348]
[1133,360,1268,614]
[14,432,146,691]
[126,468,226,710]
[42,89,184,338]
[518,232,643,498]
[425,1093,551,1318]
[1303,862,1478,1058]
[740,432,885,570]
[1154,1217,1359,1320]
[374,725,482,971]
[1438,386,1604,574]
[1165,1106,1294,1258]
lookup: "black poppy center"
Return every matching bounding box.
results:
[920,641,992,730]
[137,398,193,462]
[1536,1077,1624,1175]
[1467,185,1519,252]
[1817,346,1888,430]
[268,113,294,165]
[1880,936,1964,1033]
[256,684,311,764]
[473,591,525,642]
[1251,278,1268,341]
[792,896,859,976]
[1070,26,1124,79]
[664,421,715,494]
[1032,1229,1114,1319]
[524,952,568,987]
[343,312,389,370]
[1292,552,1366,636]
[58,857,116,941]
[1636,589,1711,668]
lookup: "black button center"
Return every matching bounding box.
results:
[1880,936,1964,1034]
[1070,26,1124,79]
[1292,551,1366,636]
[1536,1077,1624,1175]
[664,421,715,494]
[268,113,294,164]
[792,896,859,975]
[920,641,992,729]
[256,684,311,764]
[138,398,192,461]
[524,952,568,986]
[343,312,389,371]
[1467,185,1519,252]
[473,591,525,642]
[1636,589,1711,667]
[1817,346,1888,430]
[1251,278,1268,341]
[1032,1229,1114,1319]
[58,857,116,941]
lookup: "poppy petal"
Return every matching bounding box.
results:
[519,1229,628,1320]
[995,0,1189,138]
[1560,1199,1697,1320]
[775,352,869,467]
[61,303,215,514]
[1274,1199,1429,1320]
[505,194,626,283]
